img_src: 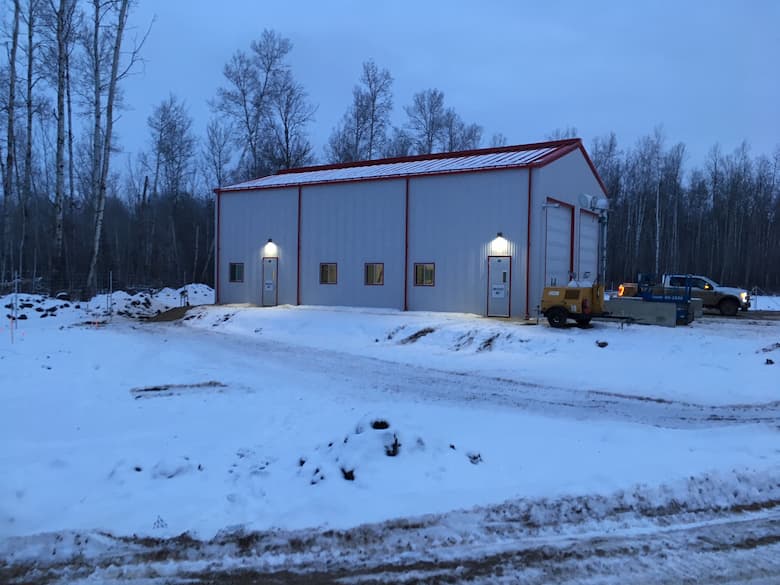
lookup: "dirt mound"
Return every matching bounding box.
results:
[146,306,193,322]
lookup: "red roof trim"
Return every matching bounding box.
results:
[577,143,609,197]
[275,138,580,176]
[219,166,524,193]
[216,138,610,197]
[529,142,580,168]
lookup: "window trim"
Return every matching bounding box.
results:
[319,262,338,285]
[364,262,385,286]
[228,262,244,283]
[414,262,435,287]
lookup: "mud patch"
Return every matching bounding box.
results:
[759,342,780,353]
[399,327,435,344]
[385,325,406,341]
[130,380,227,399]
[212,312,236,327]
[145,306,192,322]
[477,333,500,352]
[452,330,476,351]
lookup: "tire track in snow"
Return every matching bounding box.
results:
[145,322,780,430]
[5,495,779,584]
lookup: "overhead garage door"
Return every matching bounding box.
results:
[545,203,572,286]
[578,211,599,283]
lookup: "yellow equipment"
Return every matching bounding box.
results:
[541,283,605,328]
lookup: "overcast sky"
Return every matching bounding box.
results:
[118,0,779,175]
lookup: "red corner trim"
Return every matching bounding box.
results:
[215,189,221,304]
[296,186,302,305]
[525,169,533,319]
[404,178,410,311]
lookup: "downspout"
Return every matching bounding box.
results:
[297,186,302,305]
[525,168,533,319]
[215,188,221,305]
[403,177,410,311]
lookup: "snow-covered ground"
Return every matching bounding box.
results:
[1,288,779,583]
[751,293,780,311]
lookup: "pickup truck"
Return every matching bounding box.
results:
[618,274,750,316]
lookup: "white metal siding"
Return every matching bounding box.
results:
[407,169,527,316]
[545,205,572,286]
[216,147,605,319]
[300,180,405,309]
[528,150,607,314]
[218,188,298,305]
[578,211,599,282]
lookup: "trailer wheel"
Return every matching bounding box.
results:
[718,298,739,317]
[546,307,569,328]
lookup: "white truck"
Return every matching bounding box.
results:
[619,274,750,316]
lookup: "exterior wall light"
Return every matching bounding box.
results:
[264,238,278,257]
[490,232,509,255]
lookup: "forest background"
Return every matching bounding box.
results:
[1,1,777,297]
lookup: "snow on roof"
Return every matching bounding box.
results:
[219,140,581,192]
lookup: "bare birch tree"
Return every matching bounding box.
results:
[214,29,292,179]
[85,0,130,291]
[327,59,393,163]
[48,0,76,292]
[404,88,446,155]
[18,0,42,282]
[439,108,482,152]
[2,0,20,283]
[260,71,315,170]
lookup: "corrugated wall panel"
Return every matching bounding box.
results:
[529,151,606,314]
[218,188,298,304]
[407,169,528,316]
[300,180,406,308]
[545,204,573,286]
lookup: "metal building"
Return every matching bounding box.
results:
[214,138,608,318]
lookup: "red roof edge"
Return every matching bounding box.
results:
[274,138,581,176]
[530,139,609,197]
[577,142,609,197]
[218,138,609,197]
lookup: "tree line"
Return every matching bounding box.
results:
[1,12,777,298]
[592,130,780,291]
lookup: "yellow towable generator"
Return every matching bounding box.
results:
[541,283,606,328]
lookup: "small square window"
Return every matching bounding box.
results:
[229,262,244,283]
[414,263,435,286]
[365,263,384,286]
[320,263,337,284]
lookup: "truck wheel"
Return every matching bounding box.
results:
[546,307,569,328]
[719,298,739,317]
[576,317,592,328]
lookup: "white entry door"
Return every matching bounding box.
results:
[487,256,511,317]
[545,204,572,286]
[261,257,278,306]
[578,211,599,283]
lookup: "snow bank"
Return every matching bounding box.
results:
[1,284,214,328]
[181,304,780,406]
[750,294,780,311]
